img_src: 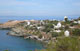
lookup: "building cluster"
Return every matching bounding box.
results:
[21,16,80,37]
[7,16,80,43]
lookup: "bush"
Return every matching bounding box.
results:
[55,37,80,51]
[42,28,51,33]
[38,34,42,39]
[51,32,59,37]
[51,21,58,25]
[51,31,64,37]
[70,23,78,26]
[42,23,53,33]
[65,21,71,24]
[64,25,69,30]
[72,29,80,36]
[35,37,80,51]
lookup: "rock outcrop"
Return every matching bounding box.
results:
[7,27,27,36]
[0,20,24,29]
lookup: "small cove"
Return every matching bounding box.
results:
[0,30,44,51]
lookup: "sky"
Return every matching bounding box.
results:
[0,0,80,16]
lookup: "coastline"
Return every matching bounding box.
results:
[1,16,80,51]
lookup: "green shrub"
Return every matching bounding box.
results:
[51,32,59,37]
[42,28,52,33]
[64,25,69,30]
[70,23,78,26]
[38,34,42,39]
[51,31,64,37]
[37,37,80,51]
[72,29,80,36]
[54,37,80,51]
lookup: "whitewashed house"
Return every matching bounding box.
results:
[57,22,62,28]
[74,21,78,24]
[64,30,70,37]
[64,16,68,22]
[27,21,30,25]
[54,22,62,29]
[40,20,45,25]
[24,20,30,25]
[37,27,42,30]
[64,16,68,19]
[78,20,80,24]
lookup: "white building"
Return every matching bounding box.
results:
[64,30,70,37]
[27,21,30,25]
[54,22,62,29]
[64,16,68,22]
[64,16,68,19]
[74,21,78,24]
[57,22,62,28]
[40,20,45,25]
[78,20,80,24]
[37,27,42,30]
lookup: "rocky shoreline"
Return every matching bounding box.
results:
[7,27,50,43]
[3,20,51,43]
[0,20,24,29]
[1,17,80,48]
[0,20,47,42]
[1,16,80,51]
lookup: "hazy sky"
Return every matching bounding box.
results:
[0,0,80,16]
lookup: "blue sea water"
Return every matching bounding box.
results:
[0,30,44,51]
[0,16,79,51]
[0,16,79,23]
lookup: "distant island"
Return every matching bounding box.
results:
[1,16,80,51]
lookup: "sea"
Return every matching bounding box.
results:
[0,16,79,23]
[0,16,79,51]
